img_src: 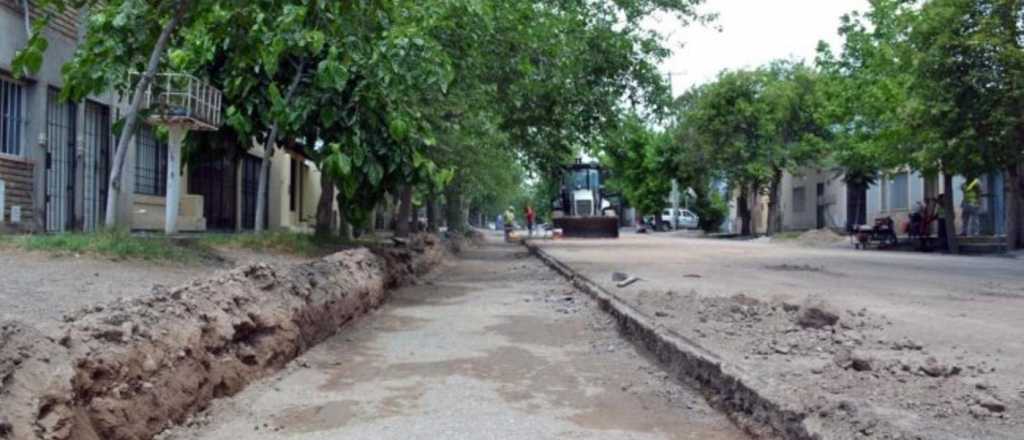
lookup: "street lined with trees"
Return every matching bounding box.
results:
[596,0,1022,252]
[13,0,709,239]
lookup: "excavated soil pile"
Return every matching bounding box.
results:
[0,235,444,440]
[637,290,1023,439]
[788,229,847,247]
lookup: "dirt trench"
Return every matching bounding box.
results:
[0,234,444,440]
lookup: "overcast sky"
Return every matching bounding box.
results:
[647,0,870,96]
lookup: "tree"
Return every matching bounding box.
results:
[680,70,774,235]
[821,0,1024,251]
[909,0,1024,249]
[760,62,830,234]
[599,116,672,219]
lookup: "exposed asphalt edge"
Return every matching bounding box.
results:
[525,241,818,440]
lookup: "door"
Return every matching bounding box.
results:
[82,101,111,231]
[45,88,76,232]
[187,155,237,231]
[816,183,826,229]
[846,182,868,231]
[240,155,268,230]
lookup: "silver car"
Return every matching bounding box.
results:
[657,208,699,230]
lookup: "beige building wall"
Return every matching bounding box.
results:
[780,167,848,231]
[242,144,336,233]
[129,163,206,232]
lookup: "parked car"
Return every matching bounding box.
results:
[647,208,700,231]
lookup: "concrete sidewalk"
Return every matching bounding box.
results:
[533,233,1024,439]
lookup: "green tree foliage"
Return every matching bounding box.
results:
[15,0,709,237]
[909,0,1024,249]
[599,116,672,218]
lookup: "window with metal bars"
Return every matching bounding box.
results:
[0,77,25,156]
[135,125,168,196]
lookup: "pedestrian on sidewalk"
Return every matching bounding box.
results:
[525,205,536,237]
[504,206,516,241]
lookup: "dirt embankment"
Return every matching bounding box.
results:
[0,235,444,440]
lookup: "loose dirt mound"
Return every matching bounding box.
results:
[0,235,444,440]
[793,228,846,247]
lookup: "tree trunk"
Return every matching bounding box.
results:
[942,173,960,254]
[395,185,413,238]
[335,193,353,241]
[767,169,783,235]
[315,168,335,237]
[738,186,752,236]
[368,204,378,233]
[389,192,401,231]
[426,188,438,232]
[104,0,190,228]
[1007,165,1023,250]
[445,182,464,234]
[255,60,306,232]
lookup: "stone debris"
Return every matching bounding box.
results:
[977,397,1007,413]
[626,286,1022,439]
[892,338,925,351]
[834,349,874,372]
[617,277,641,288]
[796,301,840,329]
[920,357,961,378]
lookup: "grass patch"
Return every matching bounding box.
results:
[196,231,359,257]
[3,230,206,262]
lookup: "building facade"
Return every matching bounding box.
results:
[1,1,118,232]
[1,2,335,234]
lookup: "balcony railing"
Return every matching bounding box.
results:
[136,72,222,131]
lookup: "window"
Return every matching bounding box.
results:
[0,77,25,156]
[887,172,909,210]
[792,187,807,213]
[135,125,168,196]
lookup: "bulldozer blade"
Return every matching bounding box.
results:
[554,217,620,239]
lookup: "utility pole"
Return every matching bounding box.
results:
[671,179,680,230]
[665,71,687,99]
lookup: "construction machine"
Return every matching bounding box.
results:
[551,160,620,238]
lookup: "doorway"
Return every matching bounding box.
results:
[45,88,76,232]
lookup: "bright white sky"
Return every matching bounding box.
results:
[648,0,870,96]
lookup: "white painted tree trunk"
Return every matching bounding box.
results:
[164,126,187,234]
[104,0,190,229]
[254,61,306,232]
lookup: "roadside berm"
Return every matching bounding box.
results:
[0,234,444,440]
[528,241,1022,440]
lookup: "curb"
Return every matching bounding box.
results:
[526,241,817,440]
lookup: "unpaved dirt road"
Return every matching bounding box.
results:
[159,239,750,439]
[533,233,1024,438]
[0,248,306,336]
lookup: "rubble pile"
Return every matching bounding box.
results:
[636,290,1022,439]
[0,235,444,440]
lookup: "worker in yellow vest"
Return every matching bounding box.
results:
[961,178,982,236]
